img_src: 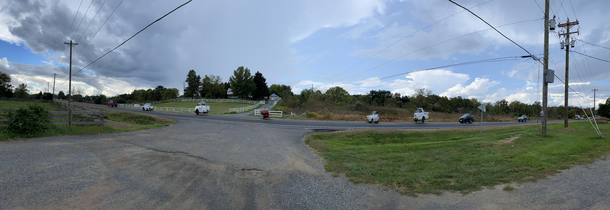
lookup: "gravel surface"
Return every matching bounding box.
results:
[1,109,609,209]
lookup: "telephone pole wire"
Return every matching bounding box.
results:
[592,89,599,115]
[558,18,579,128]
[64,40,78,126]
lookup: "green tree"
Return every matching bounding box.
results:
[598,98,610,118]
[152,85,165,101]
[229,66,255,99]
[325,86,349,103]
[94,94,107,104]
[58,91,65,99]
[269,84,292,98]
[13,83,29,99]
[35,91,43,100]
[0,72,12,98]
[184,70,201,98]
[163,88,179,99]
[252,71,269,100]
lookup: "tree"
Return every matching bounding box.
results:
[598,98,610,118]
[269,84,292,98]
[13,83,29,99]
[228,66,255,99]
[35,91,43,100]
[163,88,179,99]
[325,86,349,102]
[184,70,201,98]
[252,71,269,100]
[58,91,65,99]
[152,85,165,101]
[94,94,107,104]
[0,72,12,98]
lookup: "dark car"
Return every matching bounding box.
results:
[108,100,118,107]
[459,113,475,124]
[518,115,528,122]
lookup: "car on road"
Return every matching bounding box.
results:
[575,115,582,120]
[108,100,118,107]
[195,101,210,115]
[366,111,379,123]
[459,113,475,124]
[518,115,528,122]
[142,103,154,111]
[414,108,429,123]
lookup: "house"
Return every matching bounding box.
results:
[227,88,238,99]
[269,93,280,101]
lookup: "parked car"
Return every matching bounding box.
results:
[194,101,210,115]
[518,115,528,122]
[459,113,475,124]
[413,108,429,123]
[108,100,118,107]
[366,111,379,123]
[142,103,154,111]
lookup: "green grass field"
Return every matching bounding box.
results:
[154,101,257,114]
[0,101,175,141]
[305,121,610,196]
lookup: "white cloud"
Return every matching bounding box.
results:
[441,77,500,99]
[0,57,9,69]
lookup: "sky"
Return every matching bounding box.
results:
[0,0,609,107]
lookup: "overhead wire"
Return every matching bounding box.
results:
[61,0,193,86]
[576,39,610,51]
[568,0,578,20]
[74,0,124,62]
[70,0,96,41]
[346,18,541,79]
[332,0,495,78]
[75,0,108,45]
[379,56,522,80]
[58,0,85,69]
[569,51,610,64]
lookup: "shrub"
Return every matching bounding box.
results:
[354,101,366,111]
[5,104,50,136]
[306,110,318,118]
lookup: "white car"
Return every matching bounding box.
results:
[366,111,379,123]
[194,101,210,115]
[414,108,429,123]
[142,103,154,111]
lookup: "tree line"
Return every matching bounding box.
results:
[183,66,269,100]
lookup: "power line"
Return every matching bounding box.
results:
[75,0,108,44]
[346,18,541,79]
[576,39,610,51]
[62,0,193,85]
[74,0,124,61]
[569,50,610,64]
[379,56,522,80]
[58,0,85,69]
[448,0,534,56]
[558,0,570,19]
[332,0,495,77]
[70,0,96,41]
[569,0,578,20]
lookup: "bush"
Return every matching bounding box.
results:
[306,110,318,118]
[5,104,50,136]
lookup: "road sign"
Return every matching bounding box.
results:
[478,103,486,112]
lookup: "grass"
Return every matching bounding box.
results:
[0,100,64,111]
[0,101,175,141]
[153,101,257,114]
[304,121,610,196]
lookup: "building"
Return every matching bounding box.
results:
[227,88,238,99]
[269,93,280,101]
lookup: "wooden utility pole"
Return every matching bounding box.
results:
[64,40,78,126]
[542,0,550,135]
[52,73,57,99]
[592,89,598,114]
[558,18,579,128]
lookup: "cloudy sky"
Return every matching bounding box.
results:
[1,0,609,107]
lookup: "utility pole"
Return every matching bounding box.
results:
[64,40,78,126]
[52,73,57,100]
[592,89,598,114]
[558,18,579,128]
[542,0,550,135]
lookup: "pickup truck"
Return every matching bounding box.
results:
[195,101,210,115]
[413,108,429,123]
[108,100,118,107]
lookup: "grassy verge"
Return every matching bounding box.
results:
[304,121,610,196]
[0,102,175,141]
[153,101,257,114]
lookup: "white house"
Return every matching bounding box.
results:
[269,93,280,101]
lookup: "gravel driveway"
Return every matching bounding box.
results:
[1,115,609,209]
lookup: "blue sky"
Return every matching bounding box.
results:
[1,0,609,107]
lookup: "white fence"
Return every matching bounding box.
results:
[228,100,265,113]
[254,109,283,118]
[179,98,263,105]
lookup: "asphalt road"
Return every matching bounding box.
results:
[90,103,549,130]
[1,103,608,209]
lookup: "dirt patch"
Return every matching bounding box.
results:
[497,134,521,144]
[562,127,576,132]
[105,119,134,129]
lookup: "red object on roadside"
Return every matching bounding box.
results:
[260,110,270,119]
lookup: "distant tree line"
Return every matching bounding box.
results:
[183,66,269,100]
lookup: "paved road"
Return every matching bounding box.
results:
[1,103,608,209]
